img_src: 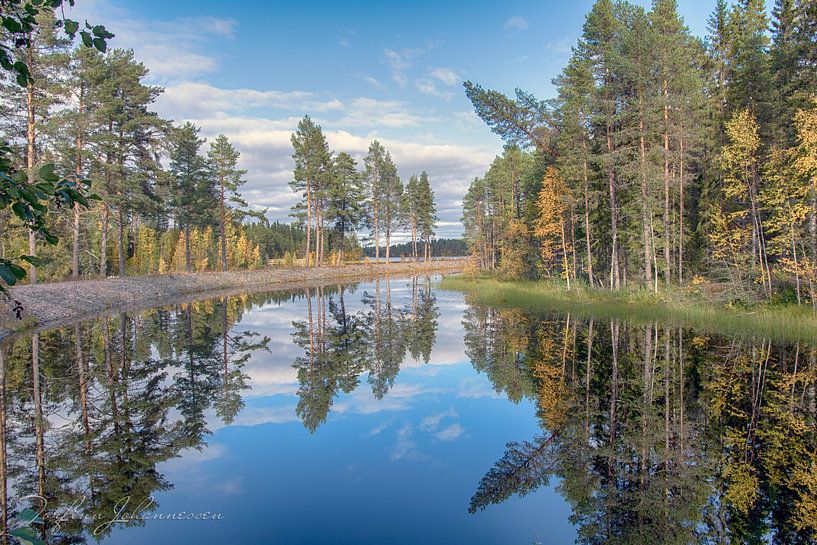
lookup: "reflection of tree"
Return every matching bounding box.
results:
[469,434,557,513]
[292,286,370,432]
[0,291,268,543]
[465,301,817,544]
[291,279,441,432]
[364,279,407,399]
[406,276,439,364]
[462,304,538,403]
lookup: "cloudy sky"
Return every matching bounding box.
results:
[70,0,723,239]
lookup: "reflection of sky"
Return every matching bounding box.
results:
[111,279,576,545]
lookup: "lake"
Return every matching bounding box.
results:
[1,275,815,544]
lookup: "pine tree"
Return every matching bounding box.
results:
[290,116,331,268]
[53,46,105,278]
[90,49,164,277]
[379,151,403,261]
[363,140,387,259]
[403,174,422,260]
[417,172,437,261]
[2,10,71,283]
[208,134,248,271]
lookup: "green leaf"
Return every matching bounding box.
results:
[92,37,106,53]
[9,263,26,280]
[20,255,44,267]
[37,164,58,182]
[0,264,20,286]
[17,508,43,525]
[10,526,46,545]
[20,255,45,267]
[11,202,32,221]
[80,30,93,48]
[64,19,79,36]
[2,17,23,34]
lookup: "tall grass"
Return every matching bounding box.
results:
[439,275,817,345]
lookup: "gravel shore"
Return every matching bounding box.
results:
[0,259,467,339]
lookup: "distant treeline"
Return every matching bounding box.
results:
[364,238,468,258]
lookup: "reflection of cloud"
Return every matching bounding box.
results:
[419,408,457,432]
[162,444,227,472]
[335,383,442,415]
[390,424,427,461]
[434,423,464,442]
[457,377,501,399]
[418,408,464,442]
[369,420,393,436]
[217,477,244,496]
[231,404,299,426]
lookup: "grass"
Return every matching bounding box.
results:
[439,274,817,345]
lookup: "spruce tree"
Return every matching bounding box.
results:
[327,152,364,264]
[168,122,215,273]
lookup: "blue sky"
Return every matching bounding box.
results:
[70,0,751,238]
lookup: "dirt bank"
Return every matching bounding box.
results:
[1,259,467,339]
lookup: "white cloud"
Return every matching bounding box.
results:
[153,84,495,237]
[504,16,529,31]
[156,82,342,120]
[337,97,431,128]
[362,75,383,88]
[414,78,453,100]
[384,48,411,86]
[382,43,436,87]
[428,67,460,86]
[68,0,236,80]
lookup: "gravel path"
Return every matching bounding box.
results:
[0,259,467,339]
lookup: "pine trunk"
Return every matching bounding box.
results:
[220,176,227,271]
[606,106,620,289]
[26,59,38,284]
[305,182,312,269]
[412,222,418,261]
[663,82,672,287]
[678,137,685,285]
[639,115,654,290]
[118,207,126,276]
[100,206,109,276]
[184,223,192,273]
[373,208,380,260]
[73,90,84,279]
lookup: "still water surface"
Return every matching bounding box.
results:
[1,276,815,544]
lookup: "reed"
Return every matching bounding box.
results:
[439,275,817,345]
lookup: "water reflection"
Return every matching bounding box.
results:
[292,278,438,432]
[0,295,269,543]
[0,278,813,544]
[463,302,817,544]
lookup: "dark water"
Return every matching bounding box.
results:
[0,276,815,544]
